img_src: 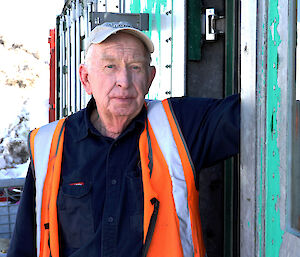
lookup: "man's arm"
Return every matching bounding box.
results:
[170,94,240,169]
[199,94,240,167]
[7,165,37,257]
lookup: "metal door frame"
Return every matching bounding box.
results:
[240,0,300,256]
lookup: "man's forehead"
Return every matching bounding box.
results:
[92,41,149,60]
[100,42,145,52]
[98,51,149,63]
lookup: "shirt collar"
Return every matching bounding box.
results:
[76,97,147,142]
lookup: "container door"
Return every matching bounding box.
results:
[240,0,300,256]
[186,0,240,257]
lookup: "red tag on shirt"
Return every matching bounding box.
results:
[69,182,85,186]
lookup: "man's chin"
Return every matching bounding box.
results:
[111,106,141,119]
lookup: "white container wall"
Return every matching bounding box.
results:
[124,0,185,99]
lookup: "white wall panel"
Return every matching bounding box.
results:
[124,0,185,99]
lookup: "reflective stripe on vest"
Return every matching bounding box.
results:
[147,100,193,256]
[162,99,206,257]
[29,101,205,257]
[140,99,205,257]
[29,119,66,257]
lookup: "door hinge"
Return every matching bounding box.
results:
[204,8,225,41]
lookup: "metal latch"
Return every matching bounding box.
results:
[205,8,225,41]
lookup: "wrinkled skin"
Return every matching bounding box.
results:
[79,32,156,138]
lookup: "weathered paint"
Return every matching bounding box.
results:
[144,0,167,100]
[130,0,168,99]
[265,0,284,256]
[129,0,141,12]
[130,0,168,39]
[256,6,267,253]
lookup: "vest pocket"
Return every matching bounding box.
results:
[57,181,94,249]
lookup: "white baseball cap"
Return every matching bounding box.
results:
[86,21,154,53]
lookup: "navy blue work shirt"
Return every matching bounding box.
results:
[8,95,240,257]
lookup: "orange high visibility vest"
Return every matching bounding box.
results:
[28,100,206,257]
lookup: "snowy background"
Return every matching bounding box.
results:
[0,0,64,253]
[0,37,49,178]
[0,0,64,178]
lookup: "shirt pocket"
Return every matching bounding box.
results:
[130,214,143,234]
[126,171,144,234]
[57,181,94,249]
[126,171,143,213]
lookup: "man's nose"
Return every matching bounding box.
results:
[116,68,131,88]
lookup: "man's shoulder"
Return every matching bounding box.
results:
[166,94,240,127]
[167,94,239,111]
[64,108,89,142]
[30,107,86,140]
[168,94,239,104]
[167,96,220,116]
[167,96,217,105]
[65,107,86,124]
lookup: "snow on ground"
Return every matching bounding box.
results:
[0,0,64,181]
[0,21,52,257]
[0,161,30,179]
[0,36,49,178]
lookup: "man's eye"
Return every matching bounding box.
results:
[132,66,141,70]
[106,65,115,69]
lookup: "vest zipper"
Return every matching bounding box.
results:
[142,198,160,257]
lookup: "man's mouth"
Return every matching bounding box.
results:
[112,96,134,103]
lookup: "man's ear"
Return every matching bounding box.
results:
[79,64,92,95]
[146,66,156,93]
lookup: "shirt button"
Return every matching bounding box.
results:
[108,217,114,223]
[111,179,117,185]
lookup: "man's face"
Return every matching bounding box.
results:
[80,33,156,123]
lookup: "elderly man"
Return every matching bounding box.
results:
[8,22,239,257]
